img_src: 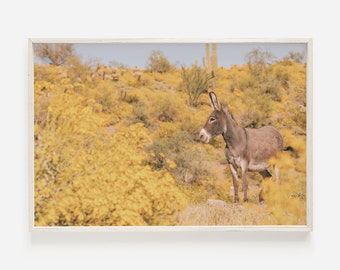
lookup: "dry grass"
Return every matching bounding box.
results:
[177,200,275,226]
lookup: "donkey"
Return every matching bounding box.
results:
[199,92,289,202]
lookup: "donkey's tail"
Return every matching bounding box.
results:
[283,146,294,151]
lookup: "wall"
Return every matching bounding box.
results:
[1,0,339,269]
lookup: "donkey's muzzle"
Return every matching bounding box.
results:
[199,129,211,144]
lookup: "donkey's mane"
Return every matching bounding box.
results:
[223,106,237,123]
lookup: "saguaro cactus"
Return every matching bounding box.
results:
[211,44,218,73]
[203,43,218,75]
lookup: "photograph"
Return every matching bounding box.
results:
[29,39,312,231]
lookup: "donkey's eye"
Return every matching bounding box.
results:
[209,117,216,123]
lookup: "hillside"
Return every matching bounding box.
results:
[33,50,307,226]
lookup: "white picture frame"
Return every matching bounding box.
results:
[29,38,312,232]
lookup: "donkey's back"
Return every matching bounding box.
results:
[245,125,283,172]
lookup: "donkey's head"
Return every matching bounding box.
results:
[199,92,227,143]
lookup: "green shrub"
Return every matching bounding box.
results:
[180,64,214,107]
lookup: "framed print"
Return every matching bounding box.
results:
[28,38,312,231]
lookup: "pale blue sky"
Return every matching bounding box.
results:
[72,42,307,68]
[34,42,306,68]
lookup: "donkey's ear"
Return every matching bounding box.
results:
[209,92,222,111]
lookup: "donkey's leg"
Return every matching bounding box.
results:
[274,165,280,184]
[258,169,272,202]
[258,189,264,202]
[240,162,249,202]
[229,164,239,203]
[259,170,272,178]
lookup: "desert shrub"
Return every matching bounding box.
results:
[262,129,306,225]
[132,100,149,125]
[34,92,187,226]
[65,55,92,83]
[180,64,214,107]
[122,93,139,104]
[34,64,69,83]
[147,130,211,185]
[34,43,74,66]
[146,50,172,73]
[150,91,185,122]
[178,116,201,139]
[97,85,116,113]
[259,72,282,101]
